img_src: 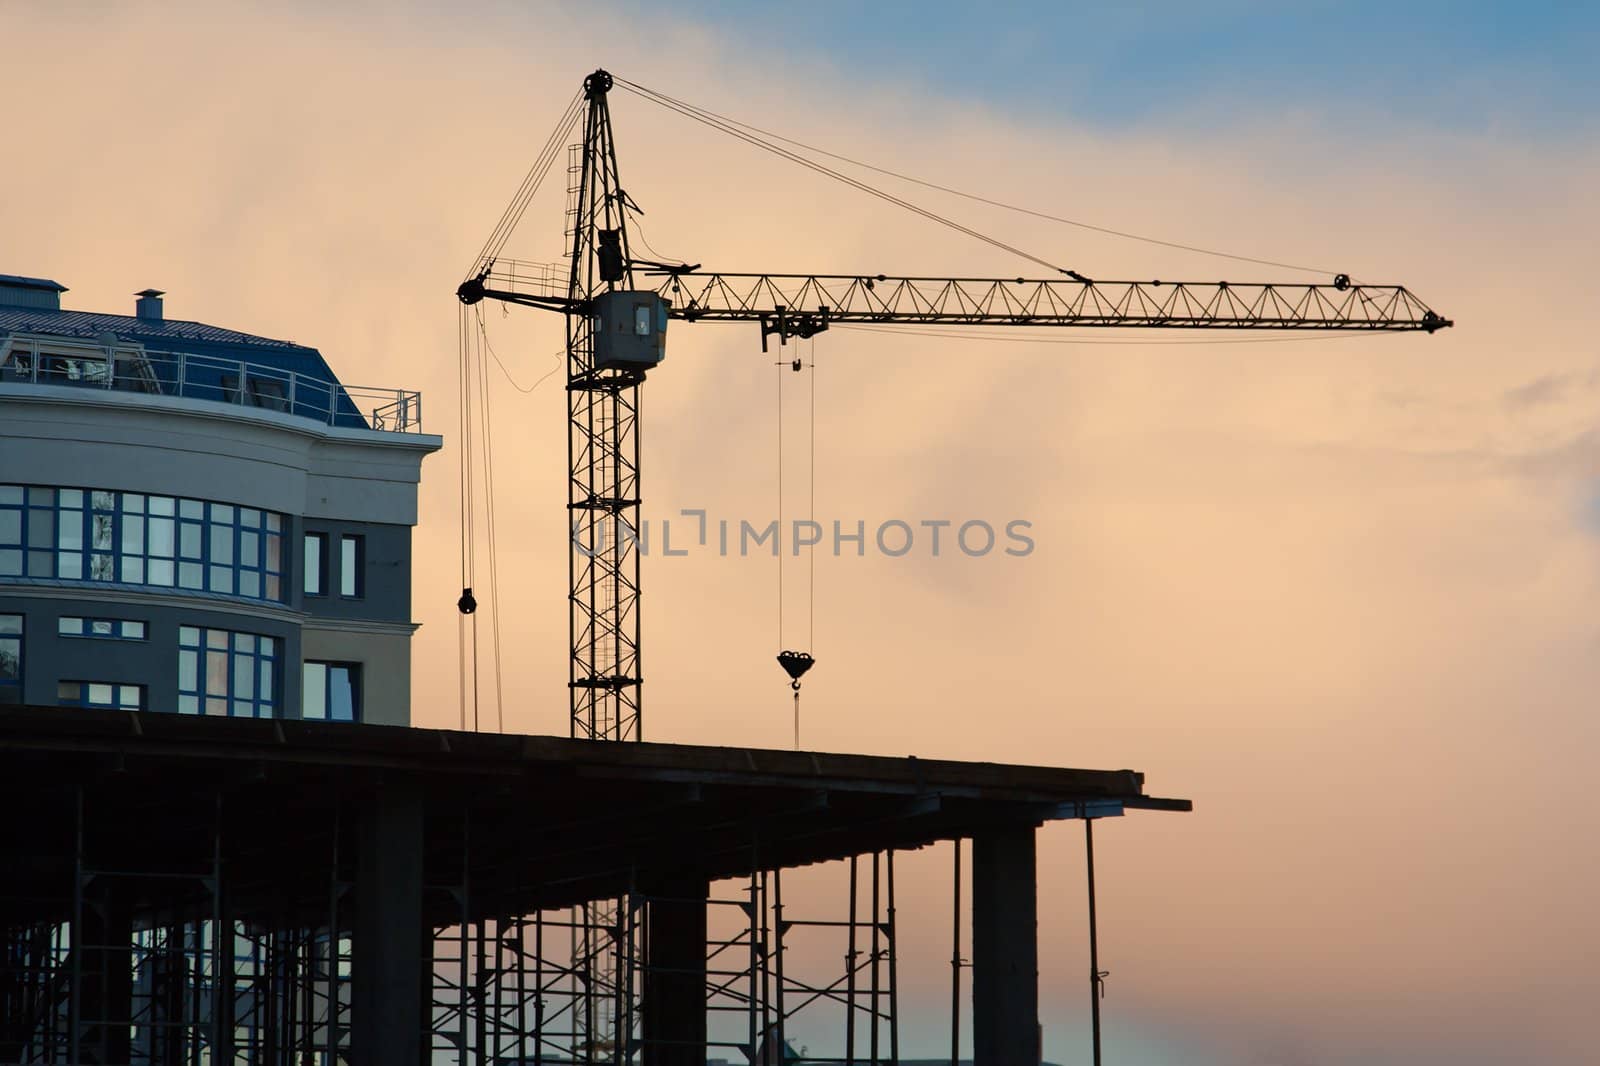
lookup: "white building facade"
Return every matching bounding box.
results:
[0,274,440,724]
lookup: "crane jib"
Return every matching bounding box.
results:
[648,272,1452,337]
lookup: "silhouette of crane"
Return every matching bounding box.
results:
[454,68,1451,1065]
[457,68,1451,746]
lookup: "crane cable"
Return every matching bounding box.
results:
[457,303,520,734]
[774,337,818,749]
[467,88,584,280]
[474,307,507,732]
[613,78,1074,277]
[614,76,1345,280]
[455,88,585,734]
[457,303,478,730]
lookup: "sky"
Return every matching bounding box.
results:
[4,2,1598,1063]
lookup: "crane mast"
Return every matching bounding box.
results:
[564,69,643,742]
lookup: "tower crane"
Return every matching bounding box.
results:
[457,68,1452,746]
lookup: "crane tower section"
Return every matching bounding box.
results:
[565,70,644,742]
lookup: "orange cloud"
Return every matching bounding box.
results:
[4,3,1595,1061]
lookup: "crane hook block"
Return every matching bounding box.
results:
[777,650,815,690]
[457,587,478,615]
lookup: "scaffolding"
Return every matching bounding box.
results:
[0,706,1188,1066]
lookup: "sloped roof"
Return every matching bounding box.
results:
[0,274,67,293]
[0,305,345,388]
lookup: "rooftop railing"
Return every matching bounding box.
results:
[0,338,425,433]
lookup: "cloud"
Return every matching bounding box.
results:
[1502,371,1592,411]
[4,2,1598,1061]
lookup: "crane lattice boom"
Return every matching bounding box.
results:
[653,271,1449,331]
[466,263,1451,351]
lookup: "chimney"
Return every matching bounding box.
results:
[135,289,165,322]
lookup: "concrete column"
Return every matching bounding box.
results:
[971,823,1039,1066]
[352,782,426,1066]
[642,873,709,1066]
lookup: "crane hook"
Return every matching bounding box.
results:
[778,651,814,750]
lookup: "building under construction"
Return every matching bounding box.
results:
[0,704,1187,1065]
[0,60,1459,1066]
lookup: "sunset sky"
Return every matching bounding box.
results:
[5,2,1597,1062]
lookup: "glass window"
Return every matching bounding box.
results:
[304,532,327,596]
[58,680,144,711]
[149,515,175,556]
[210,523,234,565]
[339,535,363,598]
[0,484,287,603]
[178,625,278,718]
[59,514,83,550]
[329,665,358,721]
[302,662,326,719]
[303,661,360,722]
[0,614,21,705]
[58,616,148,641]
[28,510,53,549]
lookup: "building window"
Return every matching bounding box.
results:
[304,532,328,596]
[302,661,360,722]
[339,534,363,598]
[178,626,279,718]
[58,616,147,640]
[58,681,144,711]
[0,614,21,705]
[0,484,285,602]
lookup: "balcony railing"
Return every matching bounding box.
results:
[0,339,424,433]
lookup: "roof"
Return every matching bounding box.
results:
[0,300,366,426]
[0,274,67,293]
[0,704,1189,924]
[0,305,318,358]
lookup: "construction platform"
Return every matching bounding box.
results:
[0,704,1189,1065]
